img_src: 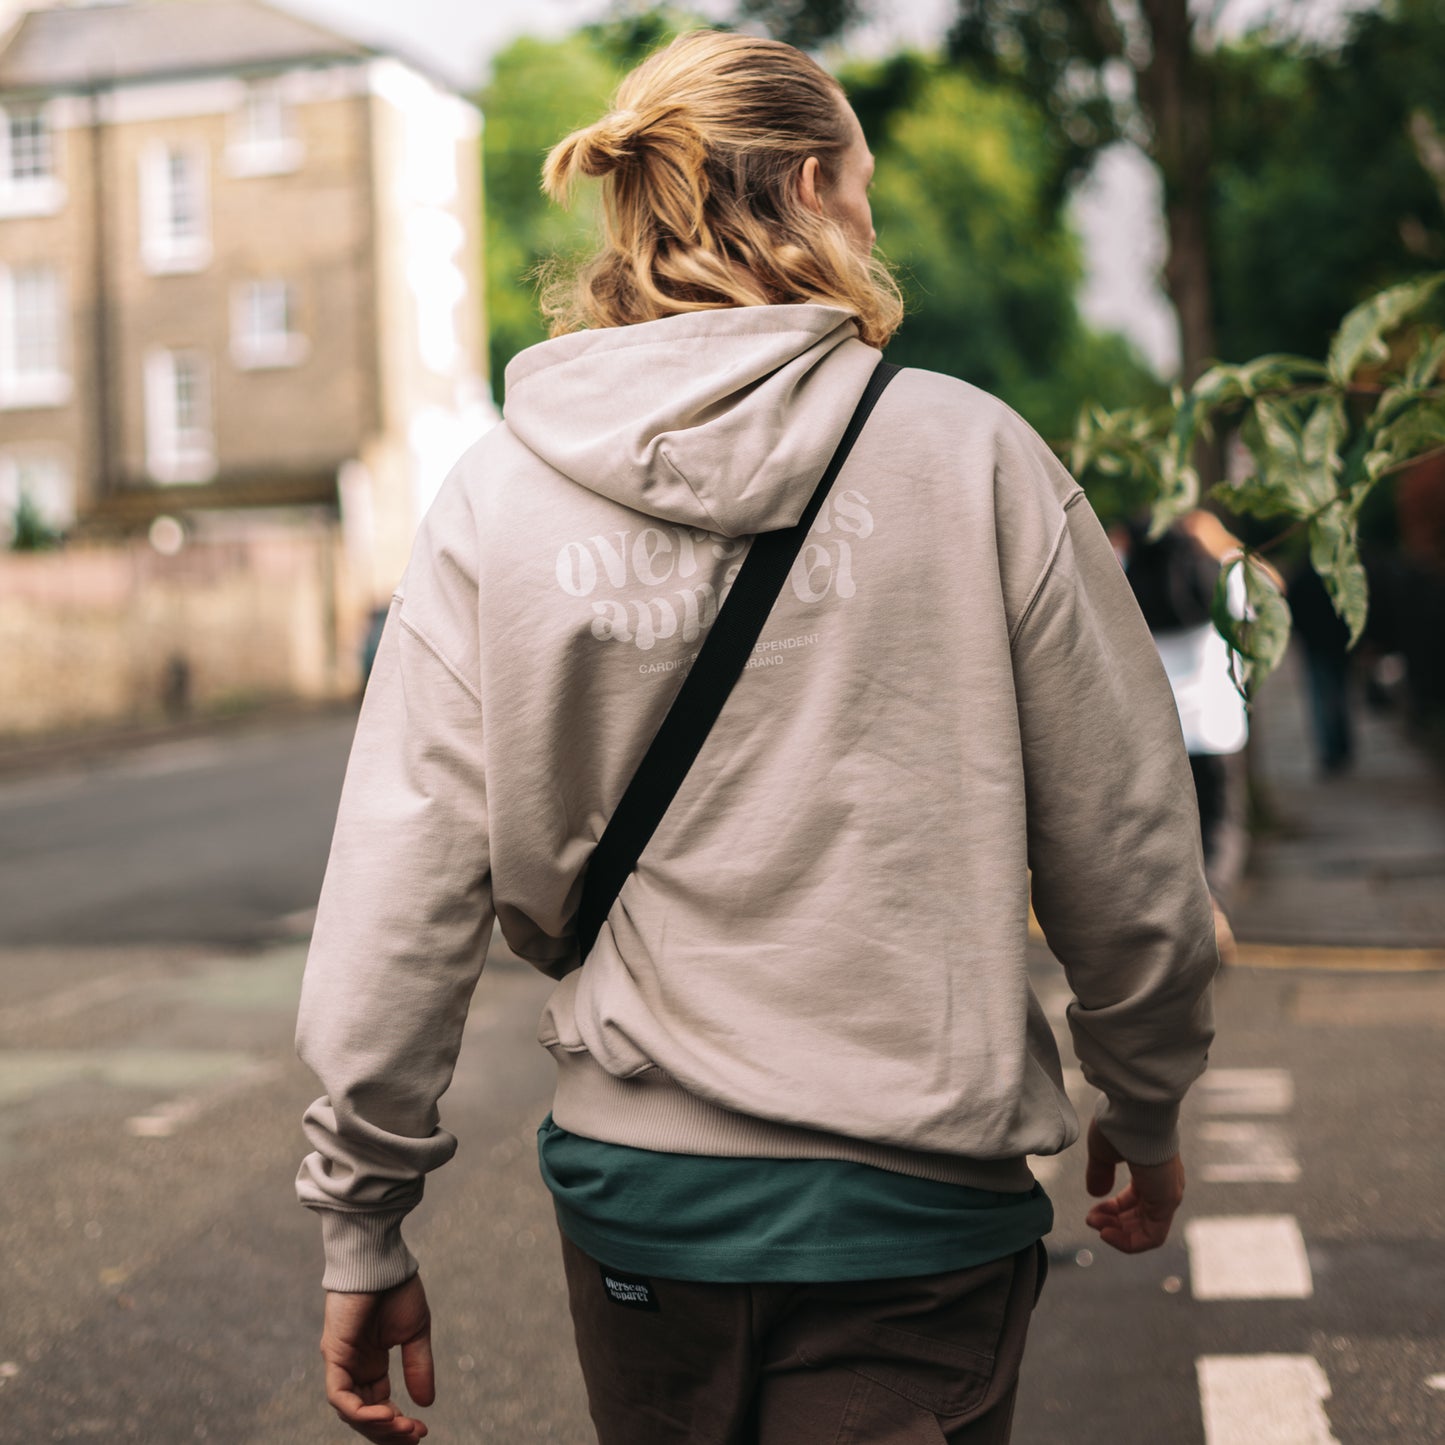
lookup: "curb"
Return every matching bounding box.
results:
[1026,912,1445,972]
[0,699,358,782]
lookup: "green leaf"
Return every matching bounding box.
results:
[1326,272,1445,387]
[1372,330,1445,426]
[1190,354,1326,412]
[1149,429,1201,536]
[1308,504,1369,647]
[1211,556,1293,693]
[1301,393,1347,474]
[1403,330,1445,391]
[1240,397,1337,515]
[1252,395,1303,456]
[1363,396,1445,485]
[1208,476,1294,520]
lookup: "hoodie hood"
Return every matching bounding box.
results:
[502,305,883,538]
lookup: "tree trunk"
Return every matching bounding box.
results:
[1137,0,1221,480]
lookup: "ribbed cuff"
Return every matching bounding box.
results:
[315,1207,418,1293]
[1093,1097,1181,1167]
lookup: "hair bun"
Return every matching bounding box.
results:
[569,109,638,179]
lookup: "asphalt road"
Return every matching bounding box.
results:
[0,715,355,948]
[1,715,1443,1443]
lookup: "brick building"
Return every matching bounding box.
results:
[0,0,492,595]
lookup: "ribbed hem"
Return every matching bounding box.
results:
[1093,1097,1182,1166]
[549,1050,1036,1193]
[314,1207,418,1293]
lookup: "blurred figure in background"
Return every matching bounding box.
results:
[1287,560,1356,776]
[1109,510,1281,962]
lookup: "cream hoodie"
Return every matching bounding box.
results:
[295,305,1216,1293]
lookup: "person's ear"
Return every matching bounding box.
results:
[798,155,824,215]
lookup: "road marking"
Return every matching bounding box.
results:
[1234,943,1445,973]
[1197,1068,1294,1115]
[1197,1355,1341,1444]
[1199,1121,1301,1183]
[123,1058,282,1138]
[1426,1373,1445,1392]
[1185,1215,1313,1299]
[0,1048,254,1108]
[0,970,162,1031]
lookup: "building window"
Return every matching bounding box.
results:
[140,142,211,274]
[0,103,65,217]
[0,263,70,409]
[0,451,73,544]
[7,107,51,181]
[231,279,308,369]
[227,80,303,177]
[145,350,216,484]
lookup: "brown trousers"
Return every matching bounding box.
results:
[560,1231,1047,1444]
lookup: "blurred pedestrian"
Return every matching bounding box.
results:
[1109,510,1280,963]
[1287,560,1355,775]
[295,31,1217,1445]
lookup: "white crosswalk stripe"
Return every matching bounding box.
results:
[1198,1120,1302,1183]
[1195,1067,1295,1115]
[1197,1355,1342,1445]
[1185,1214,1313,1300]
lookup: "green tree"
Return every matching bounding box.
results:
[6,491,61,551]
[945,0,1220,398]
[1210,1,1445,366]
[856,61,1159,437]
[734,0,864,48]
[480,34,619,392]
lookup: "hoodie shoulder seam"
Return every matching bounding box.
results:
[398,614,483,710]
[1009,488,1086,648]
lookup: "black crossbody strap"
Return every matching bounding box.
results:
[576,358,901,962]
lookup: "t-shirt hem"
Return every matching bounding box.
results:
[551,1201,1053,1284]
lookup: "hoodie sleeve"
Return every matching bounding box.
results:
[294,597,494,1292]
[1011,490,1217,1166]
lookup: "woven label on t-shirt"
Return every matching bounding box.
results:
[599,1265,659,1311]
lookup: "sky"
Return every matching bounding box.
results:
[275,0,1380,379]
[276,0,1374,89]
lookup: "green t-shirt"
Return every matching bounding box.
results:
[537,1114,1053,1284]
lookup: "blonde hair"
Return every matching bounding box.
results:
[540,30,902,348]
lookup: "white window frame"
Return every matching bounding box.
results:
[0,101,65,218]
[140,140,212,275]
[0,449,74,542]
[0,262,71,410]
[145,349,216,484]
[226,79,303,177]
[230,279,309,370]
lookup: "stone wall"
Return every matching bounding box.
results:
[0,514,363,738]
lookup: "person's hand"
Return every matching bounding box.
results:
[1083,1119,1185,1253]
[320,1274,434,1442]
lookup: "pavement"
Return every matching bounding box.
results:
[1230,649,1445,956]
[0,644,1441,1442]
[1014,648,1445,1445]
